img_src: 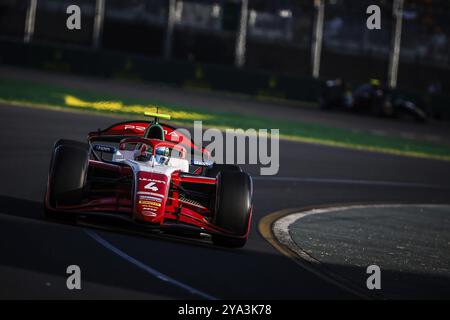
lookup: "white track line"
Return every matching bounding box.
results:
[84,229,217,300]
[253,176,446,189]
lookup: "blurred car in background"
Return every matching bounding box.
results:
[320,78,427,122]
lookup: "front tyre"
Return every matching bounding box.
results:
[48,140,89,208]
[211,171,252,248]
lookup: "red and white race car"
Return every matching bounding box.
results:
[44,113,253,247]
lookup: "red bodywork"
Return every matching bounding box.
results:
[44,121,252,241]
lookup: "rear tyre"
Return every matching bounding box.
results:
[48,140,89,208]
[211,171,252,248]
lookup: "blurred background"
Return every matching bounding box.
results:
[0,0,449,119]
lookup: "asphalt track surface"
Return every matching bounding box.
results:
[1,101,450,299]
[276,205,450,299]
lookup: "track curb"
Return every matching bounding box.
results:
[258,204,392,300]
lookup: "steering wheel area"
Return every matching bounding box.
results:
[118,137,187,163]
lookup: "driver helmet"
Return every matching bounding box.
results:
[155,146,170,164]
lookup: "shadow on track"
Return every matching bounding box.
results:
[1,195,450,299]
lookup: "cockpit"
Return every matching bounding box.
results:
[113,138,189,173]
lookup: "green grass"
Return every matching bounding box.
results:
[1,78,450,161]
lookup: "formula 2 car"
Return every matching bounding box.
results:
[44,112,253,247]
[320,79,427,122]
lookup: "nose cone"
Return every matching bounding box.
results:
[134,172,168,223]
